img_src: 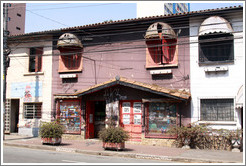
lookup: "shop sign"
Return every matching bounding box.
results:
[123,114,130,124]
[122,102,130,113]
[133,102,142,113]
[134,115,141,125]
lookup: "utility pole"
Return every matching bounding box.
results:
[3,3,10,140]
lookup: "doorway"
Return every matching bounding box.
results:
[120,101,142,142]
[10,99,20,133]
[94,101,106,138]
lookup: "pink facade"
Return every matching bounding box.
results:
[51,18,191,139]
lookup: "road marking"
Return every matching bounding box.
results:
[56,147,76,153]
[62,159,85,163]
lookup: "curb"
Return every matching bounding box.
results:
[3,142,237,163]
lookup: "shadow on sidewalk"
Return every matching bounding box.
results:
[103,148,134,152]
[42,143,72,146]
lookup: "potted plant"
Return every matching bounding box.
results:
[230,129,243,152]
[39,121,65,145]
[99,126,130,151]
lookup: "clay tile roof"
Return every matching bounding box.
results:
[9,5,242,38]
[74,76,190,100]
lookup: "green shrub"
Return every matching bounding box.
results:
[168,123,243,150]
[99,127,130,143]
[39,121,65,138]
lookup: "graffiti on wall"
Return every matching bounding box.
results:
[11,82,42,99]
[103,88,127,103]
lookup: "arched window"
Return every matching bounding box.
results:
[145,22,178,68]
[57,33,83,72]
[198,16,234,64]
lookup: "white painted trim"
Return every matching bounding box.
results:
[198,121,237,125]
[197,96,236,122]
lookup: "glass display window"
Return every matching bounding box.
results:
[147,102,177,136]
[57,100,81,134]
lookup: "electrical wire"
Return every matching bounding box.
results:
[7,17,243,45]
[7,35,243,58]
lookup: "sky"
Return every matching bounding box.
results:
[23,1,244,33]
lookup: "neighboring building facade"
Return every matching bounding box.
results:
[7,3,26,36]
[5,34,53,136]
[190,7,244,130]
[137,2,190,17]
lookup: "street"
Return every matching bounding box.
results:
[3,146,172,163]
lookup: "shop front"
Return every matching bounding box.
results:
[73,77,190,142]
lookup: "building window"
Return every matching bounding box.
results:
[199,33,234,64]
[198,16,234,65]
[24,103,42,119]
[17,13,21,17]
[58,47,83,73]
[8,17,11,21]
[16,27,21,30]
[29,47,43,72]
[57,100,81,134]
[57,33,83,73]
[146,102,177,137]
[200,99,234,121]
[145,22,178,68]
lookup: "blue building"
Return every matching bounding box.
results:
[164,3,190,14]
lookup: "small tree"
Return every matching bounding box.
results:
[39,121,65,138]
[99,126,130,143]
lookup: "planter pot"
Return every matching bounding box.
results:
[231,138,241,152]
[41,137,62,145]
[102,142,125,151]
[182,137,191,149]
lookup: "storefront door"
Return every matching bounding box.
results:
[120,101,142,142]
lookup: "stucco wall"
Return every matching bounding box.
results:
[7,39,53,136]
[190,12,244,129]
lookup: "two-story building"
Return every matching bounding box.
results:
[5,6,243,146]
[190,6,244,130]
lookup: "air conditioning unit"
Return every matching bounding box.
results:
[150,69,172,75]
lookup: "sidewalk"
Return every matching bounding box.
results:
[3,134,244,163]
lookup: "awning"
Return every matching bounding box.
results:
[236,85,243,109]
[75,76,190,101]
[57,33,83,49]
[199,16,233,36]
[145,22,177,39]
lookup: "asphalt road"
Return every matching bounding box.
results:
[3,146,172,163]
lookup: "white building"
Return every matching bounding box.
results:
[190,8,244,130]
[137,1,189,18]
[5,35,53,136]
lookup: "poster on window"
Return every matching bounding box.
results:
[122,102,131,113]
[133,102,142,113]
[123,114,130,124]
[134,115,141,125]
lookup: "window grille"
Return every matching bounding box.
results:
[200,99,234,121]
[199,33,234,64]
[24,103,42,119]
